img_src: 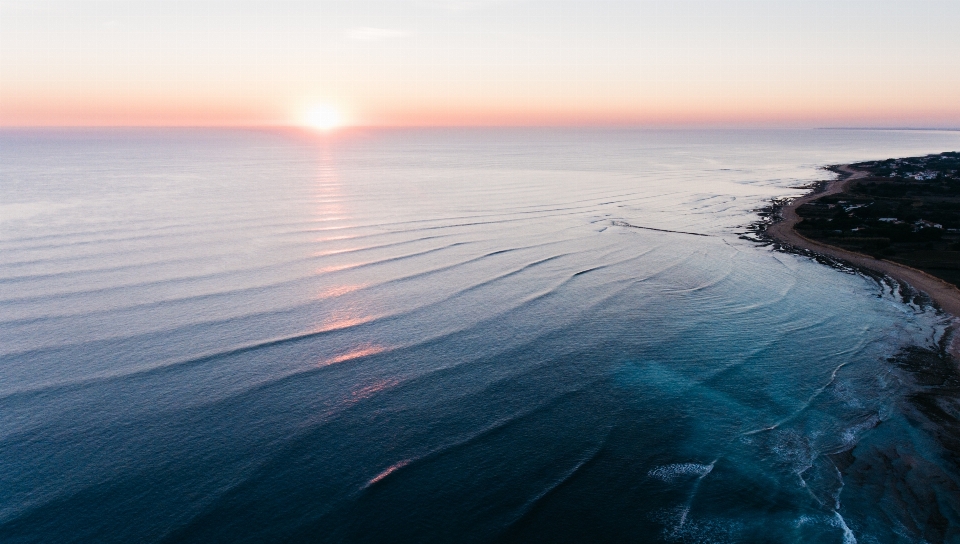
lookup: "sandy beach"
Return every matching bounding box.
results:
[767,164,960,357]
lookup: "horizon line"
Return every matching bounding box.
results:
[3,124,960,131]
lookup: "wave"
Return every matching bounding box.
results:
[611,220,711,237]
[503,438,608,529]
[0,235,467,296]
[0,314,384,402]
[365,459,412,488]
[0,244,600,401]
[354,383,602,493]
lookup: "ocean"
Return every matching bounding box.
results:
[3,128,960,543]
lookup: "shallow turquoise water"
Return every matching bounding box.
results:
[2,128,960,542]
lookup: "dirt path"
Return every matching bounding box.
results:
[767,165,960,357]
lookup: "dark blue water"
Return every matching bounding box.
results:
[3,128,960,543]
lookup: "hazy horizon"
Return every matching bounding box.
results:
[3,0,959,129]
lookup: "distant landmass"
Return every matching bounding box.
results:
[820,128,960,131]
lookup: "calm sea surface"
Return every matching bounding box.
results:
[3,128,960,543]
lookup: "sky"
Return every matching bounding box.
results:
[2,0,959,128]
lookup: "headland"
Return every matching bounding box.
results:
[765,152,960,357]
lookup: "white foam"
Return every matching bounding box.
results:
[794,513,857,543]
[648,462,714,483]
[840,415,880,448]
[654,506,742,543]
[830,512,858,544]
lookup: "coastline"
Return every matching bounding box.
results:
[766,164,960,358]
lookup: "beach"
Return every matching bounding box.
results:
[767,164,960,358]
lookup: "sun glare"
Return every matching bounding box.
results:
[304,105,344,131]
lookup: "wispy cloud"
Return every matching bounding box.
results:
[416,0,524,11]
[344,27,409,41]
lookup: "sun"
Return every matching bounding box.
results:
[304,105,344,131]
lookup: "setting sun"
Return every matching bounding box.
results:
[303,105,344,131]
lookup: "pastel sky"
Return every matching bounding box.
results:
[2,0,959,127]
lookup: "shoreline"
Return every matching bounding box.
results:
[765,164,960,359]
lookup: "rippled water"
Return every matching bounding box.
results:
[3,128,960,543]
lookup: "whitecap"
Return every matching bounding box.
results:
[648,462,714,483]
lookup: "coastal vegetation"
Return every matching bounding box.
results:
[795,152,960,286]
